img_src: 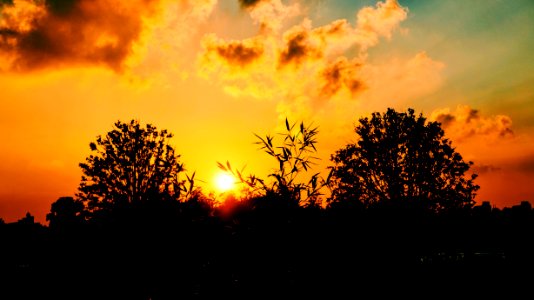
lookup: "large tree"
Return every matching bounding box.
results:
[77,120,186,212]
[329,108,479,212]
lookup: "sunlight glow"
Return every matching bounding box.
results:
[214,172,235,192]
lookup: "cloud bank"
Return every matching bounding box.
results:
[198,0,441,121]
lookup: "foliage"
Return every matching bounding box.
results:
[329,108,479,212]
[219,118,328,207]
[77,120,193,213]
[46,197,85,228]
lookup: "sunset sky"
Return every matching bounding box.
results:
[1,0,533,222]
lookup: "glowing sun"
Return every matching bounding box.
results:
[214,172,235,192]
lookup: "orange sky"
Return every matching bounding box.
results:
[1,0,533,222]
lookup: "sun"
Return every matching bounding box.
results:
[214,171,236,192]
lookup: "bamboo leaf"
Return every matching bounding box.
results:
[217,161,227,171]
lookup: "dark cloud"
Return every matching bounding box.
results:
[434,113,456,128]
[465,107,479,123]
[46,0,78,16]
[202,35,265,69]
[0,28,17,37]
[514,155,534,173]
[434,107,481,128]
[278,30,322,68]
[0,0,158,72]
[319,58,363,97]
[472,163,501,174]
[214,40,264,67]
[497,117,514,137]
[238,0,265,9]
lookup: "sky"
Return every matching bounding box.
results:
[0,0,533,222]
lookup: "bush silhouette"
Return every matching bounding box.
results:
[220,118,327,208]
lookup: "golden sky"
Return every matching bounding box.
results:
[1,0,533,222]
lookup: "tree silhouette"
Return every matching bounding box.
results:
[77,120,188,213]
[329,108,479,212]
[46,197,85,229]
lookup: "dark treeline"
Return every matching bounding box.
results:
[1,109,533,299]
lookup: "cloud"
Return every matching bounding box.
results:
[318,57,363,98]
[355,0,408,49]
[358,51,445,107]
[472,163,501,174]
[514,154,534,173]
[278,20,323,68]
[202,34,265,69]
[430,105,514,142]
[215,41,264,67]
[124,0,217,83]
[276,0,409,69]
[0,0,155,71]
[199,0,413,110]
[246,0,301,33]
[238,0,264,9]
[0,0,217,72]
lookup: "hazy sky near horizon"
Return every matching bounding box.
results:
[1,0,533,222]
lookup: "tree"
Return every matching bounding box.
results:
[329,108,479,212]
[77,120,188,213]
[46,197,85,229]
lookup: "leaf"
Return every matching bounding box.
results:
[217,161,227,171]
[285,118,290,131]
[254,133,267,146]
[325,168,333,185]
[267,135,273,148]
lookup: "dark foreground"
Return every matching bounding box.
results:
[1,199,533,299]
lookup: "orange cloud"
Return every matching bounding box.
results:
[471,163,501,175]
[359,51,445,108]
[0,0,217,72]
[427,106,534,207]
[319,57,363,98]
[194,0,444,140]
[430,105,514,142]
[355,0,408,49]
[0,0,159,71]
[199,0,411,104]
[246,0,301,33]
